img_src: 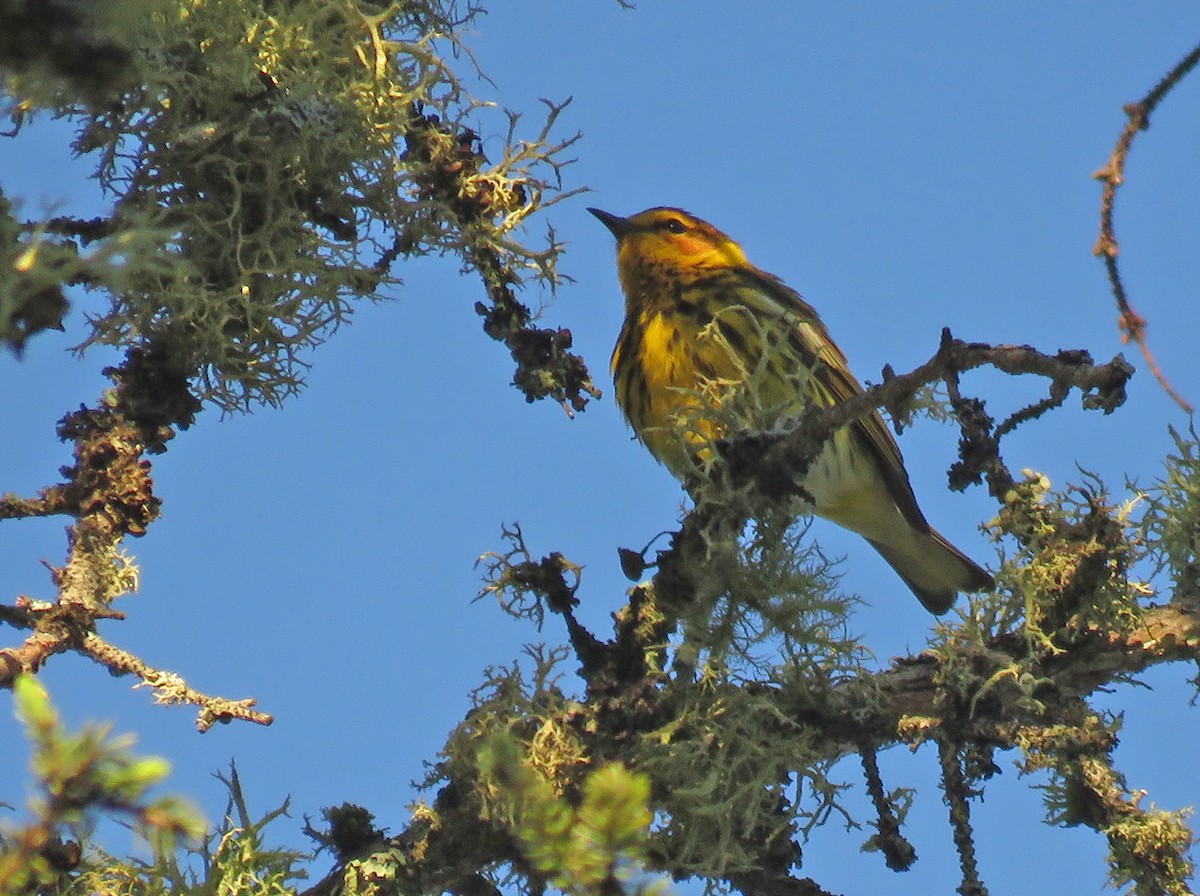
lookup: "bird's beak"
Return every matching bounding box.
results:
[588,207,634,239]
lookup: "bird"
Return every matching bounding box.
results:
[588,205,993,613]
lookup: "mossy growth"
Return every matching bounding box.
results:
[1015,715,1194,896]
[1140,424,1200,597]
[7,0,579,410]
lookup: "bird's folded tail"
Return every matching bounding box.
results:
[866,528,994,615]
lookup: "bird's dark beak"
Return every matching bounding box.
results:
[588,207,634,239]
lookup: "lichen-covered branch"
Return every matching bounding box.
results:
[403,102,601,415]
[937,741,988,896]
[648,334,1132,620]
[79,632,271,731]
[5,6,1198,896]
[2,1,600,732]
[299,572,1200,896]
[293,338,1197,896]
[304,570,1200,896]
[859,745,916,872]
[717,330,1132,507]
[0,485,75,520]
[0,342,270,729]
[7,1,598,412]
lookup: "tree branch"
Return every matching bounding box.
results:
[403,104,601,416]
[0,344,267,729]
[79,632,272,731]
[649,334,1133,612]
[0,486,75,520]
[1093,39,1200,414]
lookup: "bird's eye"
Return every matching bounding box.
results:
[662,218,688,234]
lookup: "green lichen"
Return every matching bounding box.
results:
[1015,716,1195,896]
[1140,424,1200,596]
[9,0,578,410]
[978,469,1144,653]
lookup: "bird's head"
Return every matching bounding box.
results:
[588,207,749,278]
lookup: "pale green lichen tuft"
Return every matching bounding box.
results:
[10,0,579,410]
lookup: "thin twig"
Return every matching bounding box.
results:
[859,744,917,871]
[938,740,988,896]
[79,633,273,731]
[1093,40,1200,414]
[0,486,76,520]
[717,332,1132,511]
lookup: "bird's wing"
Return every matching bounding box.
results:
[739,267,931,532]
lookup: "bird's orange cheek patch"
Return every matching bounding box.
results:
[638,234,712,264]
[673,234,713,257]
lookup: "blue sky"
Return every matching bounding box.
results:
[3,4,1200,894]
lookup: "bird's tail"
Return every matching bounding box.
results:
[867,528,994,615]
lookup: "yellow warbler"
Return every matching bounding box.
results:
[590,206,992,613]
